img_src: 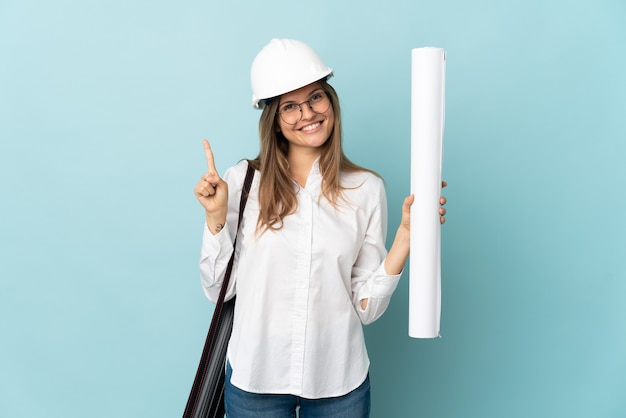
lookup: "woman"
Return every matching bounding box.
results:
[194,39,446,418]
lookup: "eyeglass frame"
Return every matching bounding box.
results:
[275,89,331,125]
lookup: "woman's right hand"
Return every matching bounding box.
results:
[194,139,229,234]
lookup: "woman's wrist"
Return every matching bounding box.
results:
[206,210,227,235]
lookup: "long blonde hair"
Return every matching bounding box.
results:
[248,80,379,232]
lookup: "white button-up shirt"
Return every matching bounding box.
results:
[199,159,401,399]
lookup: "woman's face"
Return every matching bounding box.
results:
[276,82,334,155]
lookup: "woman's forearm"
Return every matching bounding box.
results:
[384,226,411,275]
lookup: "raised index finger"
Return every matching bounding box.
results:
[203,139,218,174]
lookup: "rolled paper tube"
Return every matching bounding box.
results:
[409,47,445,338]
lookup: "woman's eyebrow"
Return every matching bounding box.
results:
[307,88,324,96]
[281,88,324,105]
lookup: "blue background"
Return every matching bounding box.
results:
[1,0,625,417]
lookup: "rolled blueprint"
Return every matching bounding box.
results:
[409,47,445,338]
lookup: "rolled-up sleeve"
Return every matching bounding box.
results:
[355,263,402,324]
[199,224,234,302]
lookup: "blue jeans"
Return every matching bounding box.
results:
[224,362,371,418]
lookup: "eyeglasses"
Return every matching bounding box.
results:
[276,90,331,125]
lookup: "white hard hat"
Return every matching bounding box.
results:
[251,38,333,109]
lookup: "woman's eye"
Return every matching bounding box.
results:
[281,104,297,113]
[310,93,323,102]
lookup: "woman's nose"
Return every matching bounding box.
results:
[299,101,316,119]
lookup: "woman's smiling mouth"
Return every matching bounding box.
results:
[301,121,321,132]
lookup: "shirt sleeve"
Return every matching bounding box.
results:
[351,176,402,325]
[198,161,248,303]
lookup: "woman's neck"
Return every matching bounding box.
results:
[287,149,320,188]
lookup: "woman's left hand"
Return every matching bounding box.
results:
[386,181,448,278]
[400,181,448,230]
[439,181,447,224]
